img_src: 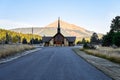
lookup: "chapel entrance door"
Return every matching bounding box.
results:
[54,33,64,46]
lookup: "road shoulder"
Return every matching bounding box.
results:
[0,48,41,64]
[73,48,120,80]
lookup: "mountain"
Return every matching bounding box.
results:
[11,20,103,40]
[45,20,94,37]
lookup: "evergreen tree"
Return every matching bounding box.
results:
[102,33,114,46]
[90,32,99,44]
[110,16,120,32]
[34,38,39,44]
[82,38,86,44]
[30,38,34,44]
[113,32,120,47]
[22,38,27,44]
[5,32,11,44]
[102,16,120,47]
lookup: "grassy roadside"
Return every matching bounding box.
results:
[73,48,118,80]
[0,44,34,59]
[80,48,120,64]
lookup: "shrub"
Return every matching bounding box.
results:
[83,43,96,49]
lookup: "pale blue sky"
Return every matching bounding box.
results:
[0,0,120,33]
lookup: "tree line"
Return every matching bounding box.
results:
[102,16,120,47]
[0,29,42,44]
[77,16,120,48]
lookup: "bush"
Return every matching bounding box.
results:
[83,43,96,49]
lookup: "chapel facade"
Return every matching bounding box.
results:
[42,18,76,46]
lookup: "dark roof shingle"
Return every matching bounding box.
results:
[42,37,52,42]
[65,37,76,42]
[42,36,76,42]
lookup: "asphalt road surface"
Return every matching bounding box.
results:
[0,47,112,80]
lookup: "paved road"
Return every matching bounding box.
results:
[0,47,112,80]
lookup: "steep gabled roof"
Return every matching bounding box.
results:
[42,18,76,43]
[53,32,64,38]
[42,37,52,42]
[65,37,76,42]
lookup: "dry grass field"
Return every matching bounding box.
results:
[0,44,34,58]
[81,47,120,64]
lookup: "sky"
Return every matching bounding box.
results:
[0,0,120,34]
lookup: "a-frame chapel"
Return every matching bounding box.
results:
[42,18,76,46]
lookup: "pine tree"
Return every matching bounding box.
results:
[22,38,27,44]
[90,32,99,44]
[82,38,86,44]
[110,16,120,32]
[102,16,120,47]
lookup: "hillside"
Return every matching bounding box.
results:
[45,20,94,37]
[11,20,103,41]
[0,29,41,43]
